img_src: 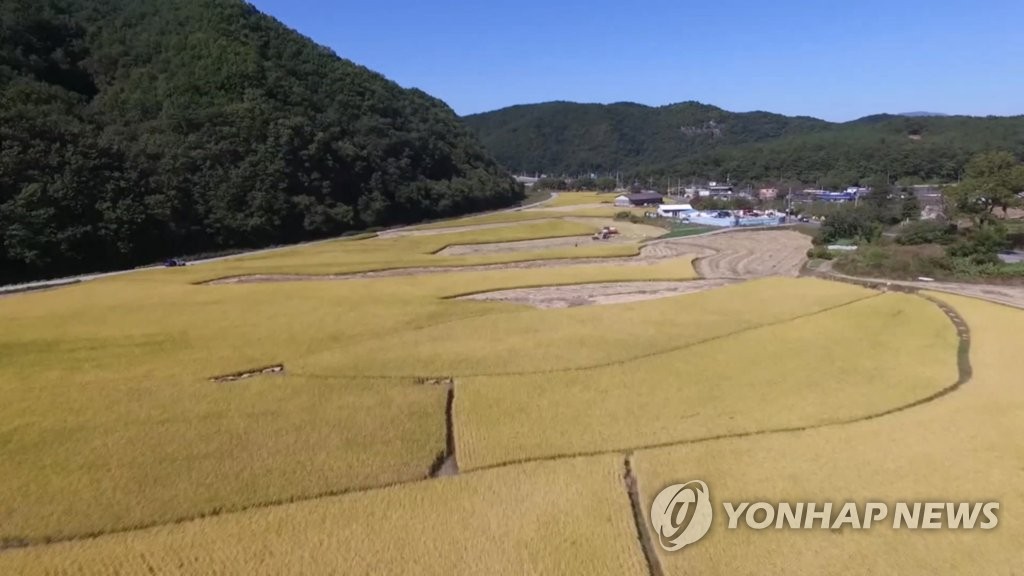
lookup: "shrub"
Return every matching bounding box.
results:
[818,206,881,244]
[807,246,834,260]
[895,220,956,245]
[946,224,1010,264]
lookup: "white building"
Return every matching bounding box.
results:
[613,194,632,207]
[657,204,695,219]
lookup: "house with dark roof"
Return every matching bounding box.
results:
[625,191,664,206]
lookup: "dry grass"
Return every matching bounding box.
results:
[632,293,1023,575]
[0,456,648,576]
[456,287,957,469]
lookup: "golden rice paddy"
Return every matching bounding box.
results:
[0,208,1018,574]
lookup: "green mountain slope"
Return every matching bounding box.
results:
[0,0,522,282]
[464,101,1024,185]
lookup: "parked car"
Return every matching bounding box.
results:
[163,258,187,267]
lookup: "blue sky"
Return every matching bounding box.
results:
[249,0,1024,121]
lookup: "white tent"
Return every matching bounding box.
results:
[613,195,631,207]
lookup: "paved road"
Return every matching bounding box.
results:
[0,191,556,295]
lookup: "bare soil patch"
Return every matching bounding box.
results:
[456,279,738,308]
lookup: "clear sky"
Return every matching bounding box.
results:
[249,0,1023,121]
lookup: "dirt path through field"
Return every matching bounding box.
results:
[819,266,1024,310]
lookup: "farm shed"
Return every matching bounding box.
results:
[625,191,664,206]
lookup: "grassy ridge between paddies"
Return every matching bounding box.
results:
[456,288,958,470]
[634,294,1024,575]
[0,456,648,576]
[0,220,694,542]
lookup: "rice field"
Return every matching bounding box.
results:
[455,290,958,470]
[1,205,1020,574]
[0,456,648,576]
[406,206,644,230]
[633,294,1024,575]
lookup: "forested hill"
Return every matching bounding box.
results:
[464,101,1024,186]
[0,0,522,283]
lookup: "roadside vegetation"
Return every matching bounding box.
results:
[813,151,1024,281]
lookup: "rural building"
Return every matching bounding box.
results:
[912,185,944,209]
[625,191,664,206]
[794,189,857,203]
[657,204,695,218]
[758,188,778,200]
[613,194,632,207]
[708,185,734,198]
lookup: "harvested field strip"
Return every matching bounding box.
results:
[454,279,739,308]
[0,457,650,576]
[0,294,969,552]
[456,292,962,470]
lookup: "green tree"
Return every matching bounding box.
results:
[595,177,617,191]
[944,151,1024,227]
[900,189,921,221]
[0,0,522,282]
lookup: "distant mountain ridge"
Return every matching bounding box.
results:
[898,112,949,117]
[463,101,1024,185]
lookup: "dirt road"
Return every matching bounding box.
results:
[821,267,1024,310]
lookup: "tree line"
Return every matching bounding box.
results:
[0,0,522,283]
[464,101,1024,190]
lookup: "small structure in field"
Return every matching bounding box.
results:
[613,194,632,207]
